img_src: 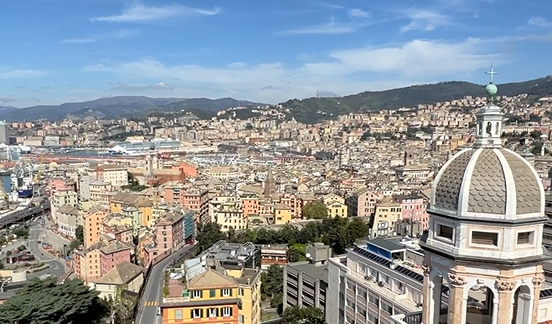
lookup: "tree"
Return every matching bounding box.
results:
[287,246,303,263]
[347,217,369,242]
[75,225,84,243]
[0,278,109,324]
[195,222,226,253]
[302,201,329,219]
[282,306,326,324]
[261,264,284,300]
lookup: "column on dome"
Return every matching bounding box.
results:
[531,275,545,324]
[494,279,516,324]
[421,265,434,324]
[447,273,467,324]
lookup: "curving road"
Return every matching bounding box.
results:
[135,245,195,324]
[28,223,67,278]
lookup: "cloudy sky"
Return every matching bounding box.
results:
[0,0,551,107]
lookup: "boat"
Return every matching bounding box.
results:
[10,164,34,199]
[108,138,181,155]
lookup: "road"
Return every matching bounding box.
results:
[136,245,195,324]
[28,223,67,278]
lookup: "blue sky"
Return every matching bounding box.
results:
[1,0,552,107]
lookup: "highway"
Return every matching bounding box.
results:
[0,203,50,229]
[136,245,195,324]
[27,223,67,279]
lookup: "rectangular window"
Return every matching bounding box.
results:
[209,307,218,317]
[471,231,498,246]
[517,231,534,245]
[221,288,231,297]
[174,309,183,319]
[238,288,244,296]
[437,224,453,240]
[222,306,232,316]
[192,290,202,298]
[210,289,216,298]
[239,314,245,323]
[191,308,202,318]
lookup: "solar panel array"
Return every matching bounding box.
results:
[541,288,552,299]
[352,247,423,283]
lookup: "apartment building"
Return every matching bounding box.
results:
[392,194,429,231]
[155,210,195,255]
[283,243,331,312]
[50,189,78,224]
[109,192,154,227]
[84,210,109,248]
[371,201,402,237]
[96,164,128,188]
[160,241,262,324]
[209,195,247,232]
[326,238,439,324]
[346,189,378,218]
[323,193,348,218]
[99,241,132,275]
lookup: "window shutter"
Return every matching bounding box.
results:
[230,307,233,316]
[200,290,203,298]
[229,289,233,296]
[190,309,194,318]
[200,309,204,318]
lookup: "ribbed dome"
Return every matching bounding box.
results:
[430,147,544,220]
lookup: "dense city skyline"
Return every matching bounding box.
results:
[1,0,552,107]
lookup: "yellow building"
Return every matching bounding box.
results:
[273,203,292,225]
[109,192,154,227]
[159,241,261,324]
[323,193,348,218]
[371,201,402,237]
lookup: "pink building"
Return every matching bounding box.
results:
[48,177,76,193]
[99,241,132,276]
[393,194,429,229]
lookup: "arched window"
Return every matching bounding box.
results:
[486,122,492,136]
[495,122,500,135]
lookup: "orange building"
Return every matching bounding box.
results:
[241,197,259,217]
[84,211,109,248]
[172,162,198,178]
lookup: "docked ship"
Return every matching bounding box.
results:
[108,138,181,155]
[10,164,34,199]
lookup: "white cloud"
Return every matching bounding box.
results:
[400,9,451,32]
[280,20,360,35]
[348,9,369,18]
[60,29,138,45]
[82,37,508,103]
[528,17,552,28]
[60,38,99,44]
[92,3,221,23]
[0,69,44,79]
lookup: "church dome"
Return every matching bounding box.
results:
[430,147,544,219]
[429,69,544,220]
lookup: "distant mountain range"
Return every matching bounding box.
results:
[281,76,552,123]
[2,75,552,123]
[0,97,264,121]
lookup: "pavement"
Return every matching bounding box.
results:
[27,222,68,278]
[135,245,195,324]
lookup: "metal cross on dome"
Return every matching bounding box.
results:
[486,64,498,84]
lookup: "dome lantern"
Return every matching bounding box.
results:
[473,64,503,148]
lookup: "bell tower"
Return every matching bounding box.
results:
[420,66,549,324]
